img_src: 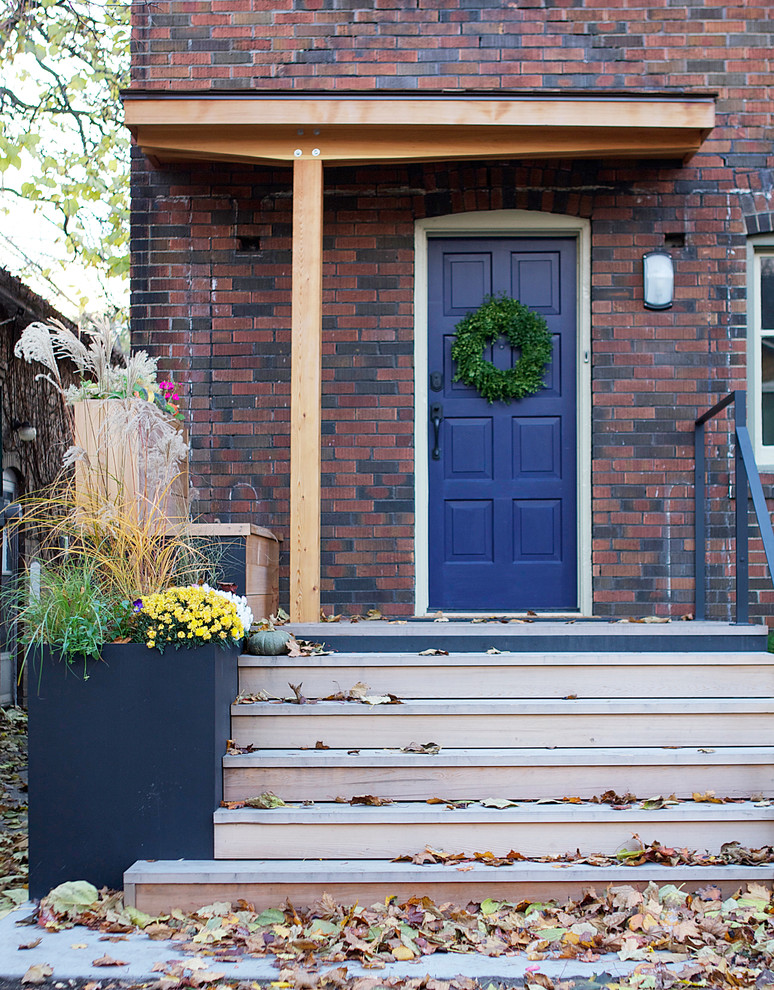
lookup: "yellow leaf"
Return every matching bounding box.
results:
[392,945,415,960]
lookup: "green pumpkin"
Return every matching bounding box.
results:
[246,629,291,656]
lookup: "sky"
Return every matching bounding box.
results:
[0,194,128,322]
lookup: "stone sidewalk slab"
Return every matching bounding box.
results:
[0,903,675,985]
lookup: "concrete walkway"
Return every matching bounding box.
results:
[0,903,680,986]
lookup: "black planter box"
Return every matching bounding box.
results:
[27,642,238,898]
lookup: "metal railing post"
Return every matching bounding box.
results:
[734,390,749,625]
[694,418,706,620]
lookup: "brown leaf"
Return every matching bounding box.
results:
[526,974,554,989]
[22,963,53,984]
[18,939,42,950]
[401,741,441,755]
[189,971,226,986]
[288,682,307,704]
[314,740,330,749]
[92,955,129,967]
[351,795,393,806]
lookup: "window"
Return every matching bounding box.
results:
[749,242,774,466]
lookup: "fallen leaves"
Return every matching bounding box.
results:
[46,880,99,918]
[236,681,402,706]
[91,953,128,966]
[324,682,402,706]
[225,739,256,754]
[30,877,774,987]
[287,637,332,658]
[401,742,441,755]
[21,963,53,984]
[0,707,28,919]
[220,792,289,810]
[395,838,774,869]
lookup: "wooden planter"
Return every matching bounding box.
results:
[187,523,281,622]
[27,641,238,897]
[72,399,189,521]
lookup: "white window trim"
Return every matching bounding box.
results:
[413,209,592,616]
[746,236,774,469]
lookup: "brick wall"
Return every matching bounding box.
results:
[129,1,774,619]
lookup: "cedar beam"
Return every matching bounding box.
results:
[290,157,324,623]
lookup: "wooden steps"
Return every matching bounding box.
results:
[240,651,774,699]
[213,800,774,860]
[231,698,774,749]
[125,621,774,912]
[223,746,774,801]
[124,859,774,915]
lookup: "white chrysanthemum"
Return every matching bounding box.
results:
[195,584,253,635]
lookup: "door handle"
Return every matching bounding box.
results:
[430,402,443,460]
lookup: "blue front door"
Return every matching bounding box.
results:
[427,236,578,611]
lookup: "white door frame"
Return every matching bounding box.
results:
[413,209,592,616]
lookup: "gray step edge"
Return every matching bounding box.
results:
[283,621,766,638]
[240,652,774,667]
[223,745,774,768]
[125,858,774,885]
[231,698,774,716]
[213,799,774,825]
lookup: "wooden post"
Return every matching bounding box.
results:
[290,158,323,622]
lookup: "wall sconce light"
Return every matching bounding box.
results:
[12,420,37,443]
[642,249,674,310]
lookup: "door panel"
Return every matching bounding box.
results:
[427,236,577,611]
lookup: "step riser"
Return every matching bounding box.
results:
[284,624,769,654]
[223,763,774,802]
[241,662,774,700]
[127,873,768,915]
[230,712,774,749]
[214,818,774,860]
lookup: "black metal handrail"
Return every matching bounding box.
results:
[695,389,774,623]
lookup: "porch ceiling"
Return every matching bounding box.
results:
[122,92,715,166]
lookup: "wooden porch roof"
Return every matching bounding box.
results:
[123,91,715,167]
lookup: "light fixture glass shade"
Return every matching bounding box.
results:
[642,250,674,310]
[15,423,37,443]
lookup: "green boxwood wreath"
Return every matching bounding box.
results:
[450,295,553,404]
